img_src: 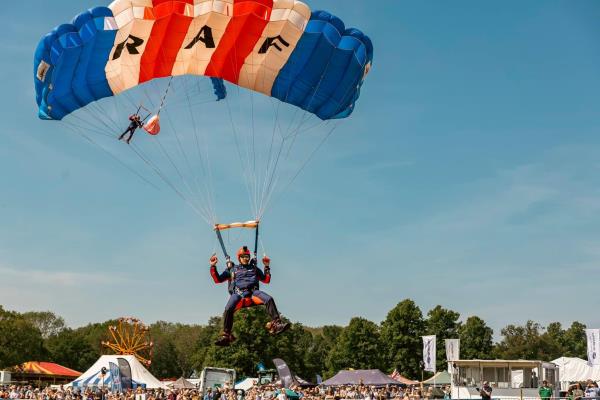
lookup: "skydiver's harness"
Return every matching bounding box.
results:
[213,221,261,296]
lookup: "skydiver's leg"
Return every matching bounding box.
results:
[216,294,242,346]
[118,128,129,141]
[252,290,280,321]
[119,126,134,141]
[253,290,289,335]
[223,293,242,333]
[126,129,135,144]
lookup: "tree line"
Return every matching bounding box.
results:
[0,300,587,381]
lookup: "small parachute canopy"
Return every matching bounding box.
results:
[143,115,160,135]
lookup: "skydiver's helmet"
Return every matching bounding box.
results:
[237,246,251,261]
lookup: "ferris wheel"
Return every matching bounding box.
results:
[101,317,154,366]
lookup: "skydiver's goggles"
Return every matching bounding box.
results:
[239,254,251,259]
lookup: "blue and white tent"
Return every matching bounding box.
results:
[69,355,166,389]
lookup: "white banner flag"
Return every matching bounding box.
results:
[586,329,600,366]
[445,339,460,372]
[422,335,437,373]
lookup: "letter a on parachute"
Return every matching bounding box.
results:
[34,0,373,123]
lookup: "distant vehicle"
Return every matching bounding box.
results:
[0,371,11,384]
[199,367,236,394]
[257,369,278,386]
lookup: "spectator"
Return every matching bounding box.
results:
[584,381,599,399]
[571,383,585,400]
[538,380,552,400]
[478,382,492,400]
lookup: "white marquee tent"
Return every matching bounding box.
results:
[235,378,258,391]
[68,355,167,389]
[552,357,600,386]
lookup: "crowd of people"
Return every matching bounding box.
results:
[2,380,600,400]
[0,384,450,400]
[565,380,600,400]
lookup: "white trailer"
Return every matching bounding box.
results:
[199,367,236,394]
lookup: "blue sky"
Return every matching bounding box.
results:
[0,1,599,337]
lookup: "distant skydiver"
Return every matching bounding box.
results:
[118,114,143,144]
[209,246,290,346]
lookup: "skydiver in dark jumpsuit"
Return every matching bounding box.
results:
[209,246,290,346]
[119,114,143,144]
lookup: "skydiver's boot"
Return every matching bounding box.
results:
[215,331,236,346]
[266,319,290,335]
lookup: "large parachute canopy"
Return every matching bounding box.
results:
[34,0,373,121]
[33,0,373,247]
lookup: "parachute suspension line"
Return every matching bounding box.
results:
[183,78,217,224]
[65,115,115,139]
[225,96,258,217]
[160,105,209,218]
[257,98,284,219]
[250,83,259,221]
[260,121,341,219]
[140,76,213,223]
[129,142,211,224]
[150,133,206,219]
[257,71,339,219]
[156,77,173,116]
[62,123,161,192]
[149,121,215,224]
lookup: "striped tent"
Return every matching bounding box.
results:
[71,365,143,388]
[10,362,81,385]
[12,362,81,377]
[69,355,166,389]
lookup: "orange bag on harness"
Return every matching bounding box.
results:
[143,115,160,135]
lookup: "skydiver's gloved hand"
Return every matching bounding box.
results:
[262,255,271,268]
[210,254,218,267]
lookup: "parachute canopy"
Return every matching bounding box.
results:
[34,0,373,122]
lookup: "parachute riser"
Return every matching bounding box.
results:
[213,220,260,264]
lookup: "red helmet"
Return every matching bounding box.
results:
[237,246,251,260]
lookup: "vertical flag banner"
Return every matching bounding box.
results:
[109,362,122,393]
[422,335,437,373]
[445,339,460,373]
[273,358,297,389]
[117,357,133,390]
[586,329,600,366]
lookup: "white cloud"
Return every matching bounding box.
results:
[0,264,122,287]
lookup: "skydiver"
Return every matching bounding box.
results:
[209,246,290,346]
[118,114,143,144]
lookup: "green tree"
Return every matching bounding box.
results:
[190,317,221,374]
[0,306,46,368]
[426,306,461,371]
[494,321,561,360]
[45,328,98,372]
[150,339,180,379]
[327,317,383,373]
[562,322,587,358]
[22,311,66,339]
[459,316,493,359]
[380,299,425,379]
[304,326,342,380]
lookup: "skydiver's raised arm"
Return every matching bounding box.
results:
[209,254,231,283]
[257,255,271,284]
